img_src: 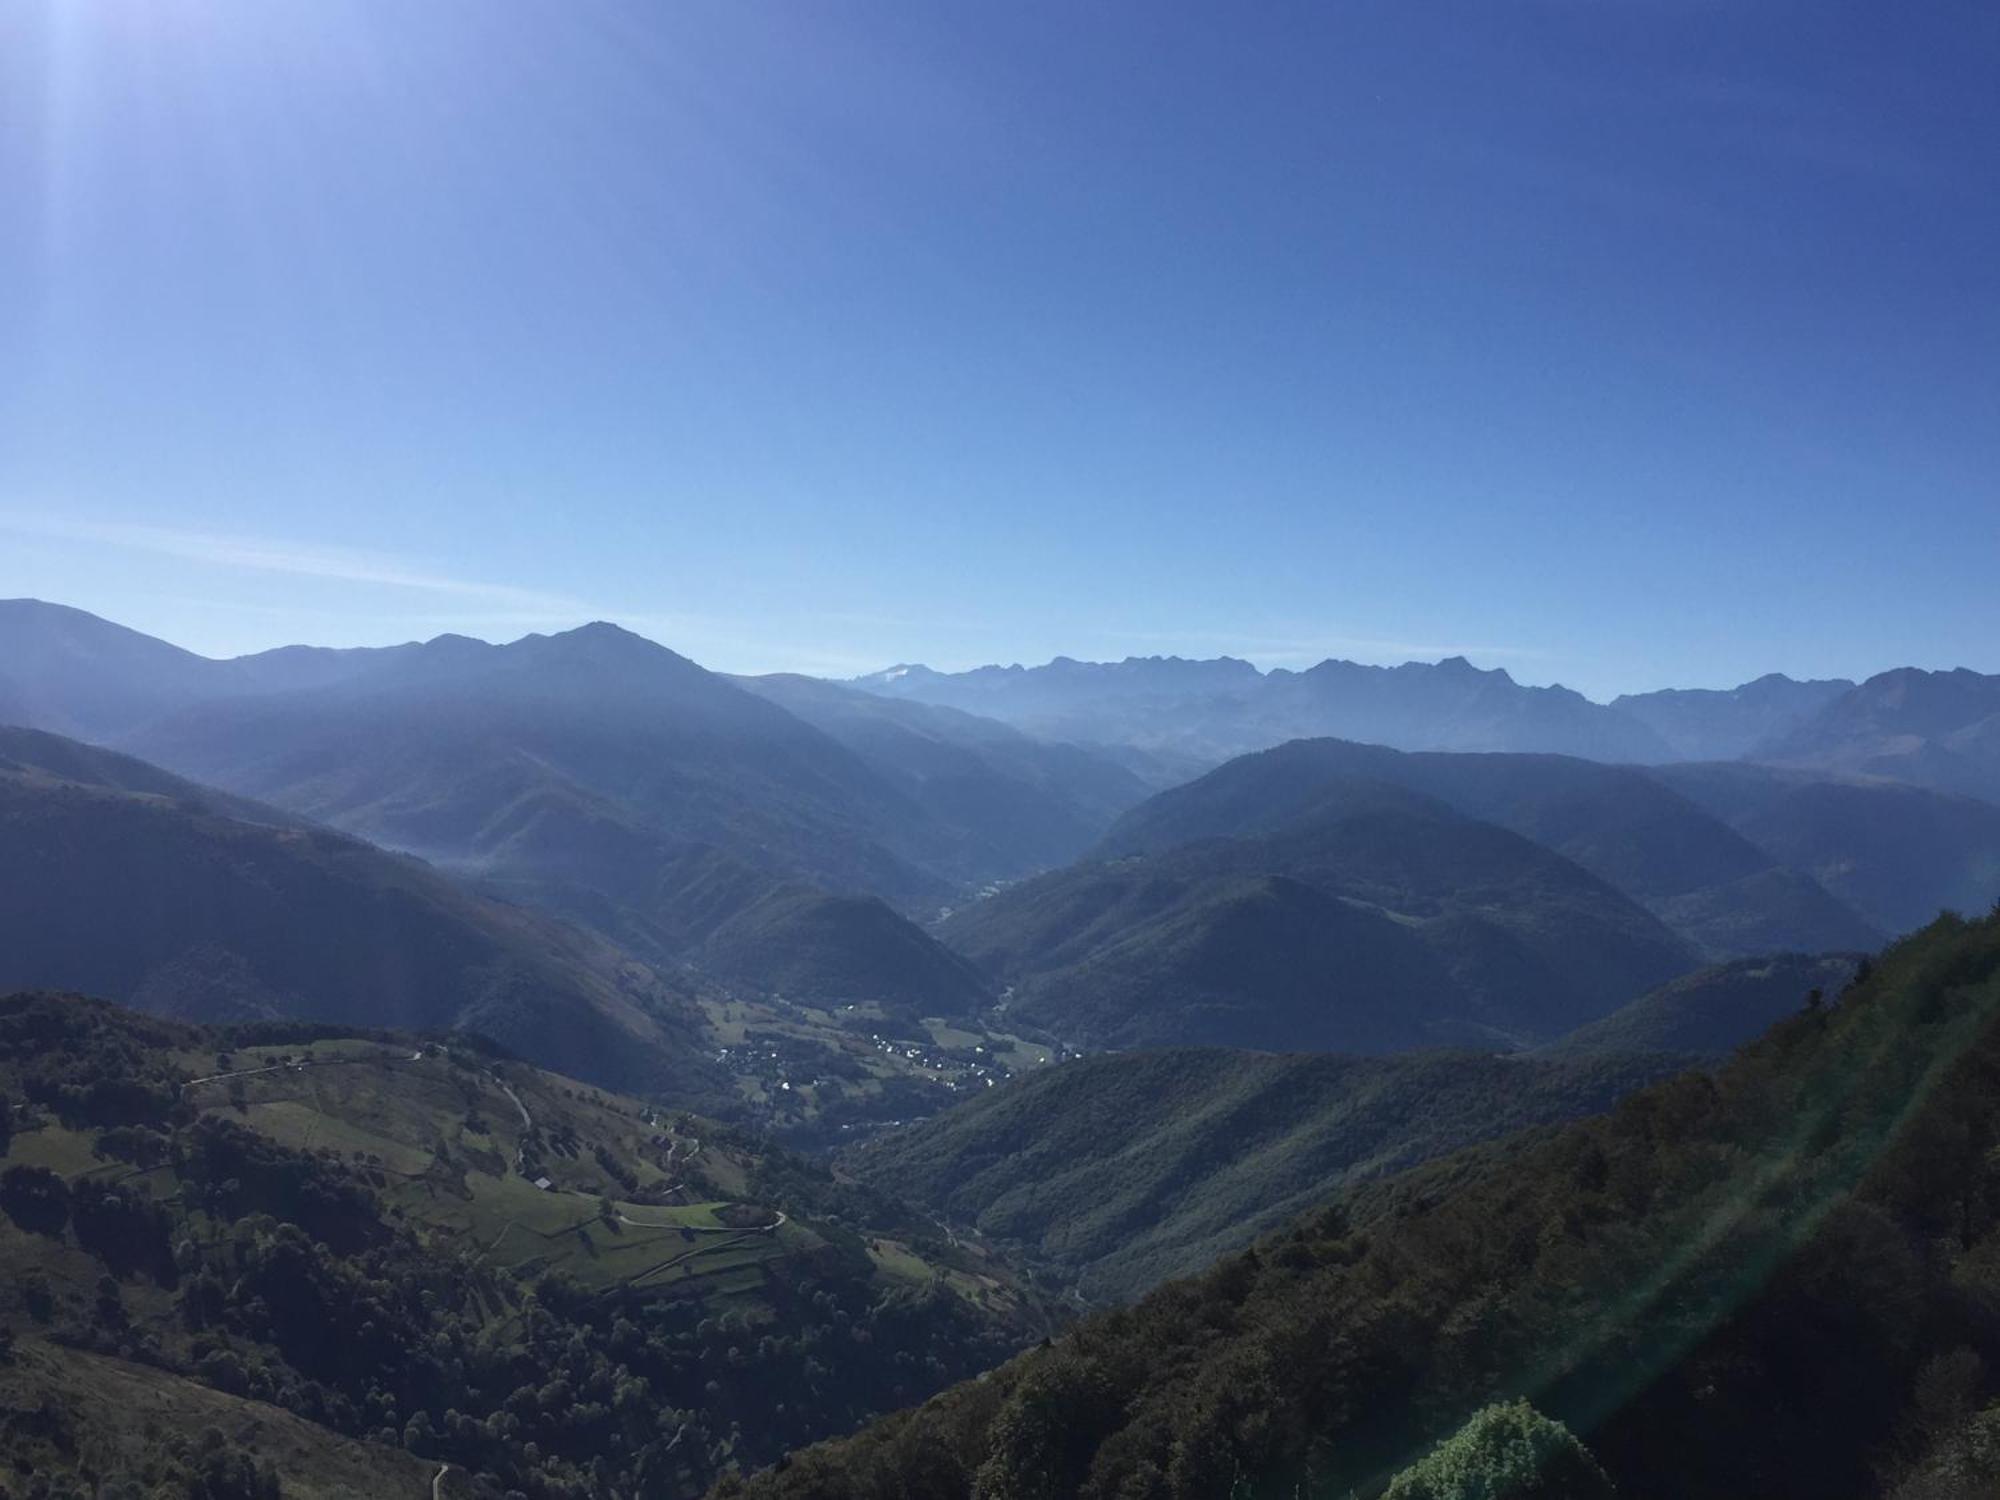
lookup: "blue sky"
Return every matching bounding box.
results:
[2,1,1995,698]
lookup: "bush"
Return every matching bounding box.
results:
[1384,1401,1616,1500]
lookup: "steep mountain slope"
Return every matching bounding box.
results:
[121,623,1001,1007]
[130,622,946,901]
[1540,952,1859,1059]
[845,1047,1686,1302]
[0,727,726,1103]
[1611,672,1854,760]
[0,604,1027,1013]
[943,781,1699,1050]
[1759,665,2000,803]
[0,597,400,737]
[0,993,1051,1498]
[1100,738,1878,959]
[731,909,2000,1500]
[0,597,240,738]
[854,652,1673,763]
[732,673,1152,881]
[946,861,1462,1051]
[1651,760,2000,934]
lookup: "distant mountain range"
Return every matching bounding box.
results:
[1611,673,1855,760]
[1756,664,2000,804]
[0,600,1145,1015]
[856,653,1679,763]
[6,597,2000,1072]
[858,653,2000,804]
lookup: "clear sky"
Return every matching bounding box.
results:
[2,2,1996,699]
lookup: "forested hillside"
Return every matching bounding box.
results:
[728,907,2000,1500]
[844,1047,1686,1302]
[1100,737,1881,958]
[942,781,1697,1051]
[0,994,1052,1497]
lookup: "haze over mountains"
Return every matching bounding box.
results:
[6,596,2000,1070]
[855,654,1681,764]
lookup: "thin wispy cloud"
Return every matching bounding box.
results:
[3,514,592,617]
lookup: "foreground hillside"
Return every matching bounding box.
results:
[0,727,728,1107]
[0,994,1051,1497]
[844,1047,1686,1303]
[730,908,2000,1499]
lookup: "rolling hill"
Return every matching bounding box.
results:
[0,726,728,1105]
[1650,759,2000,935]
[1099,737,1881,959]
[942,780,1700,1051]
[0,992,1051,1497]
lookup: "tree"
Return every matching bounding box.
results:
[1383,1401,1617,1500]
[0,1163,71,1238]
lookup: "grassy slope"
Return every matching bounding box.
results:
[0,994,1052,1497]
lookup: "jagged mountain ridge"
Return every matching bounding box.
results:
[856,651,1677,763]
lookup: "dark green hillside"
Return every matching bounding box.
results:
[1102,738,1879,958]
[1651,760,2000,935]
[845,1047,1685,1302]
[0,730,726,1105]
[944,788,1697,1050]
[1543,952,1859,1059]
[0,993,1050,1498]
[947,862,1456,1051]
[728,908,2000,1500]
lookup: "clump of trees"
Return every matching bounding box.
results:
[1383,1401,1614,1499]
